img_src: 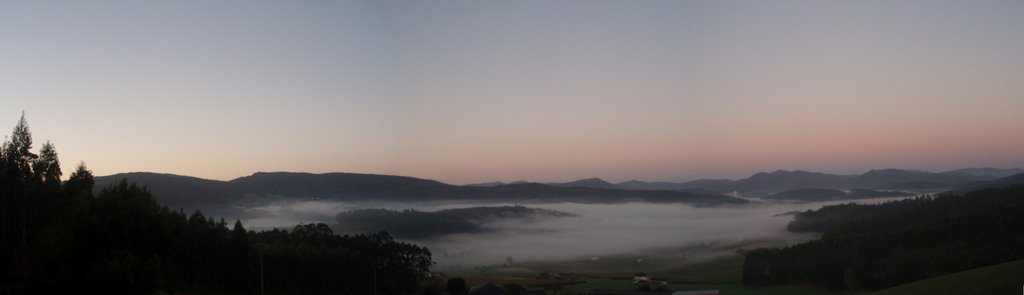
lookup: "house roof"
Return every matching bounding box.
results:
[469,282,504,295]
[672,291,720,295]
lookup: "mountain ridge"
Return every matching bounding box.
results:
[94,171,748,212]
[94,168,1024,212]
[610,168,1020,194]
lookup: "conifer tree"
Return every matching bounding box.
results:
[33,141,62,191]
[2,113,36,186]
[64,162,94,197]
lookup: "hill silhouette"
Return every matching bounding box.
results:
[95,172,748,210]
[764,188,911,202]
[548,177,622,189]
[609,168,1016,194]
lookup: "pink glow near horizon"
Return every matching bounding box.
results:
[1,1,1023,184]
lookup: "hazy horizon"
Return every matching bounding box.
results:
[95,165,1024,186]
[3,0,1024,184]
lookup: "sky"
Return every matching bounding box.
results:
[1,0,1023,184]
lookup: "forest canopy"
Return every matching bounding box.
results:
[0,114,434,294]
[743,185,1024,290]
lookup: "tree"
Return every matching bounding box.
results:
[0,113,439,293]
[64,162,94,197]
[228,220,253,293]
[33,141,62,192]
[1,113,41,271]
[3,112,36,186]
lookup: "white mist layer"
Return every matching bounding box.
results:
[235,196,917,266]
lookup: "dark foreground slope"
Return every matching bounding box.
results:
[743,185,1024,291]
[13,180,432,294]
[864,258,1024,295]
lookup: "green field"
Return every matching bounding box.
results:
[656,255,746,283]
[518,238,808,280]
[560,278,833,295]
[863,259,1024,295]
[451,252,839,295]
[449,245,1024,294]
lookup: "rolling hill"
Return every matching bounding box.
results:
[763,188,910,202]
[548,177,621,190]
[94,172,244,210]
[864,258,1024,295]
[746,185,1024,290]
[762,188,847,201]
[228,172,456,199]
[950,167,1024,178]
[95,172,748,210]
[949,171,1024,193]
[611,168,1017,194]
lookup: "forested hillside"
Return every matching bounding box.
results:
[786,187,1021,233]
[743,185,1024,290]
[0,115,434,294]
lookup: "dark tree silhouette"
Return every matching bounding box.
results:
[446,277,468,295]
[0,114,436,294]
[3,113,37,186]
[32,141,61,192]
[63,162,94,197]
[743,186,1024,290]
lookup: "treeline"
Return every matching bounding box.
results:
[763,188,910,202]
[787,189,1020,234]
[742,185,1024,290]
[0,114,433,294]
[336,205,575,239]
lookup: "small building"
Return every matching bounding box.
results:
[633,272,650,284]
[672,291,720,295]
[586,291,718,295]
[556,272,580,280]
[425,271,444,278]
[469,282,504,295]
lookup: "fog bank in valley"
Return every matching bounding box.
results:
[234,197,917,266]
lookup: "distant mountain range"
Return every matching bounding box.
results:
[466,178,621,189]
[530,168,1024,195]
[548,178,621,190]
[94,172,748,213]
[93,168,1024,214]
[947,171,1024,194]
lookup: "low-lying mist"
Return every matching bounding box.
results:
[231,196,917,267]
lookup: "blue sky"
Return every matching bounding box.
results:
[2,1,1023,183]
